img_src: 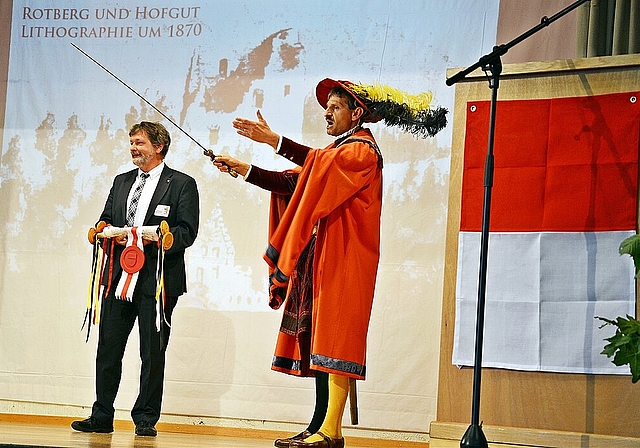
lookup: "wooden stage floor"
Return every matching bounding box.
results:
[0,418,430,448]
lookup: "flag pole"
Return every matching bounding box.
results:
[445,1,590,446]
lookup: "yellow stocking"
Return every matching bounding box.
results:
[304,373,349,442]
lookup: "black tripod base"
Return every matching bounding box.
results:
[460,423,489,448]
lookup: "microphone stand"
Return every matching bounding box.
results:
[445,1,590,447]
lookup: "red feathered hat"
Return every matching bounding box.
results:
[315,77,448,138]
[315,78,382,123]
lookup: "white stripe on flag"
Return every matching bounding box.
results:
[453,230,636,374]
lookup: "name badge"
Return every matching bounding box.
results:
[154,204,170,217]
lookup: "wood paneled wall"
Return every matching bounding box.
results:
[436,54,640,441]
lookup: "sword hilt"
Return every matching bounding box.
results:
[204,149,239,178]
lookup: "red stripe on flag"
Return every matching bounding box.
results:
[460,92,639,232]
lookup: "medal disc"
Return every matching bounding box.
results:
[121,245,145,274]
[88,227,97,244]
[162,232,174,251]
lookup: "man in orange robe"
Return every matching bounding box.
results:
[217,78,383,448]
[216,77,446,448]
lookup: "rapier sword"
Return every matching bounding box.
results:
[70,42,238,177]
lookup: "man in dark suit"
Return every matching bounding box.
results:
[72,121,199,437]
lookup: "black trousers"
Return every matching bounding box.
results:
[91,292,177,425]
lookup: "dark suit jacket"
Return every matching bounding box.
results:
[99,164,199,297]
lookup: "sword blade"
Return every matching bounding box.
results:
[71,42,238,177]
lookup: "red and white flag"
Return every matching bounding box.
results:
[453,92,639,374]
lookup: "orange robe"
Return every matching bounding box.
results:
[266,128,382,380]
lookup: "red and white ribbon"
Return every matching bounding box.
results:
[114,227,145,301]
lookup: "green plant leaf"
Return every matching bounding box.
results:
[619,234,640,278]
[596,314,640,383]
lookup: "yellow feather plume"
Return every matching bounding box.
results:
[350,82,433,116]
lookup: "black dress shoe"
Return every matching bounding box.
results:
[135,420,157,437]
[71,416,114,433]
[274,430,313,447]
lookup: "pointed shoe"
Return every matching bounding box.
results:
[290,431,345,448]
[274,430,313,447]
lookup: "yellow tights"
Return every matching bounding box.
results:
[304,373,349,442]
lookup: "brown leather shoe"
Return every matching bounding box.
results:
[290,431,345,448]
[274,430,313,448]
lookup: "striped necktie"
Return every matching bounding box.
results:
[126,172,150,226]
